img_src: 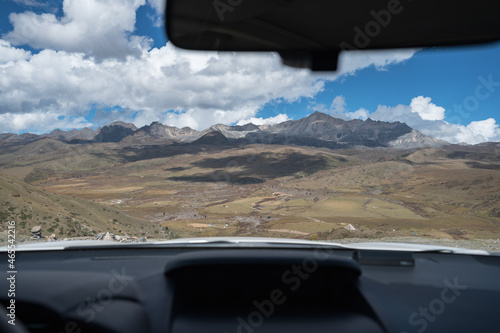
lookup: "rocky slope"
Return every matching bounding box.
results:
[0,112,451,149]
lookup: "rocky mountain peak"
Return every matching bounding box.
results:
[0,112,452,149]
[192,131,231,145]
[107,121,138,130]
[92,122,137,143]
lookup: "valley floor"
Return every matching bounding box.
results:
[0,141,500,245]
[1,142,500,249]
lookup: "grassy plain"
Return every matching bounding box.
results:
[0,139,499,245]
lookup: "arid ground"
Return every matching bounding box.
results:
[1,139,500,249]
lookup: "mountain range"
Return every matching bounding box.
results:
[0,112,450,149]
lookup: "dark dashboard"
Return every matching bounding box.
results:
[1,243,500,333]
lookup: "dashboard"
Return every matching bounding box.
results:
[1,243,500,333]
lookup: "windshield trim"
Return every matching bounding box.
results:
[1,237,493,256]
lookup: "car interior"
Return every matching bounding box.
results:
[2,0,500,332]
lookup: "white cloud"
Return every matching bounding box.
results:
[0,1,419,134]
[141,0,164,26]
[331,96,346,113]
[311,95,369,121]
[4,0,150,60]
[146,0,165,26]
[236,114,290,126]
[371,104,422,123]
[455,119,500,144]
[371,98,500,144]
[311,95,500,144]
[410,96,445,120]
[0,44,325,130]
[0,40,31,64]
[0,112,92,134]
[334,49,417,77]
[346,108,369,120]
[147,0,164,14]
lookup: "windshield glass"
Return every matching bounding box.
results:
[0,0,499,252]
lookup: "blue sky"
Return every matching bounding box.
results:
[0,0,499,144]
[256,44,500,127]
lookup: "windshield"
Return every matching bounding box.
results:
[0,0,499,252]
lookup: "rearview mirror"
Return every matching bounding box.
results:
[166,0,500,70]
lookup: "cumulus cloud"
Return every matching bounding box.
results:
[371,97,500,144]
[4,0,150,60]
[146,0,165,26]
[335,49,416,76]
[0,40,31,63]
[0,44,325,130]
[311,95,369,121]
[331,96,347,113]
[410,96,445,121]
[346,108,369,120]
[236,114,291,126]
[0,1,419,134]
[331,95,369,120]
[310,95,500,144]
[0,111,92,134]
[454,119,500,144]
[147,0,164,14]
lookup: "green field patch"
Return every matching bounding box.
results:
[204,197,258,215]
[255,198,310,214]
[256,202,285,214]
[283,199,311,207]
[365,199,426,220]
[301,196,373,218]
[85,186,144,194]
[163,219,240,238]
[136,201,179,208]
